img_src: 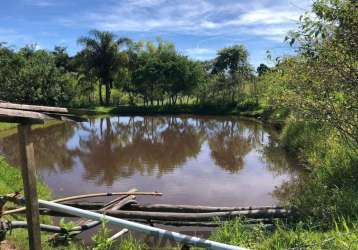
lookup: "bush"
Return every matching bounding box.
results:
[280,119,358,223]
[236,96,258,111]
[0,47,76,106]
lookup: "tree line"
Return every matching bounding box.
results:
[0,33,262,107]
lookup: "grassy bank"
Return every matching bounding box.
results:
[0,157,53,249]
[211,218,358,249]
[87,102,259,116]
[0,122,17,132]
[211,116,358,249]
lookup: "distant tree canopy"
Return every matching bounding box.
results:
[0,31,258,107]
[6,0,355,114]
[129,40,206,105]
[257,64,270,76]
[210,45,254,103]
[77,30,131,105]
[0,45,75,105]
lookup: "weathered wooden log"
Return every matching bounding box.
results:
[109,228,129,241]
[3,191,162,215]
[0,102,70,114]
[109,197,137,211]
[103,188,137,210]
[0,108,50,124]
[123,204,285,213]
[57,203,284,213]
[64,189,138,239]
[53,191,161,203]
[136,219,275,227]
[0,102,97,116]
[39,208,291,221]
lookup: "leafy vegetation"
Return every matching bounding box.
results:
[0,32,256,108]
[0,0,357,249]
[0,157,53,250]
[0,45,76,106]
[212,0,358,248]
[211,218,358,250]
[0,157,50,200]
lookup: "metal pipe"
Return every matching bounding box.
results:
[39,200,248,250]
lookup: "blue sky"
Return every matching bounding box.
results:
[0,0,312,67]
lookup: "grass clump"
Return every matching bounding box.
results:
[0,157,51,199]
[280,119,358,222]
[211,218,358,250]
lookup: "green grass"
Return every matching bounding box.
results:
[86,102,260,117]
[0,122,17,132]
[211,218,358,249]
[281,121,358,222]
[0,157,51,199]
[0,156,55,249]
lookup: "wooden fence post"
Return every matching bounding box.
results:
[18,124,42,250]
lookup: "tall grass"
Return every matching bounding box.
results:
[211,218,358,249]
[280,118,358,222]
[0,157,51,199]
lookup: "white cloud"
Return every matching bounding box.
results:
[227,9,300,25]
[184,47,216,60]
[243,25,294,42]
[59,0,312,42]
[185,47,215,55]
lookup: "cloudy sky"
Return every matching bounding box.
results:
[0,0,312,66]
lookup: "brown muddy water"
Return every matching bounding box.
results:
[0,115,300,245]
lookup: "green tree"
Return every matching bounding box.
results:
[256,63,270,76]
[77,30,131,105]
[261,0,358,147]
[52,46,71,71]
[130,39,203,105]
[0,45,75,105]
[212,45,252,102]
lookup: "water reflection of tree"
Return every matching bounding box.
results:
[0,116,301,189]
[260,139,306,205]
[0,123,76,173]
[205,119,263,173]
[70,117,205,185]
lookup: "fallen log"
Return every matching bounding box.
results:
[3,191,162,215]
[123,204,285,213]
[60,189,138,239]
[39,208,291,221]
[95,209,292,221]
[129,218,275,227]
[58,203,285,213]
[0,220,98,234]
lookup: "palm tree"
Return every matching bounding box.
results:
[78,30,131,105]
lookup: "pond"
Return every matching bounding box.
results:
[0,115,298,207]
